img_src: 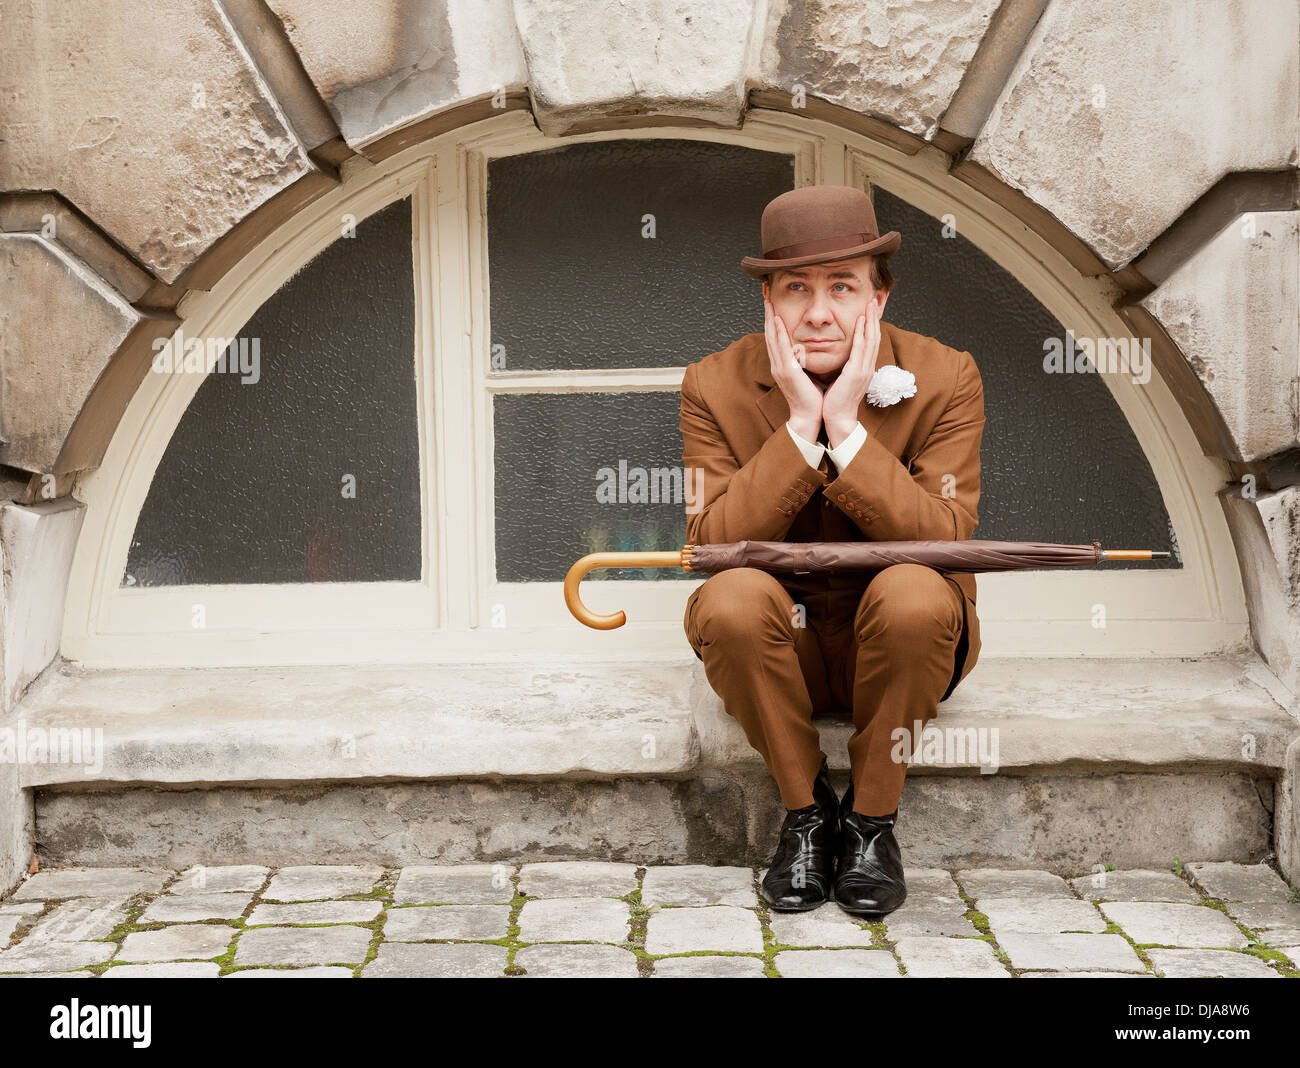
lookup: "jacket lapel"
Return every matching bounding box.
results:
[754,321,903,441]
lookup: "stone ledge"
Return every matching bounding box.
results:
[700,652,1298,775]
[12,661,697,787]
[9,653,1297,790]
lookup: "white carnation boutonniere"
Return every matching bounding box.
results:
[867,364,917,407]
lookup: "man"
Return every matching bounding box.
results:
[679,185,985,916]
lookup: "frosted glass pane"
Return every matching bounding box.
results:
[872,187,1176,569]
[488,139,794,371]
[125,198,422,586]
[494,391,691,582]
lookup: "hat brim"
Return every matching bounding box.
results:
[740,231,901,280]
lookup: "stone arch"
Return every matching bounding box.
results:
[57,109,1245,668]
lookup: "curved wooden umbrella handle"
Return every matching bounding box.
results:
[564,550,687,629]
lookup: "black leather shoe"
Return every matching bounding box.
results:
[833,784,907,916]
[759,759,838,911]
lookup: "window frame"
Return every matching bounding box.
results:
[62,109,1248,667]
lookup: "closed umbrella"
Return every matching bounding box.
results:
[564,539,1170,630]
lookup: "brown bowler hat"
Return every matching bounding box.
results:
[740,185,901,280]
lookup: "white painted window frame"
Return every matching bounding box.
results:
[62,109,1248,668]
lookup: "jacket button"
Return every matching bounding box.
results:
[837,493,847,502]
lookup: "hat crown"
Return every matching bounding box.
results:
[761,186,881,256]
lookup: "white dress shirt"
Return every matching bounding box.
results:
[786,420,868,475]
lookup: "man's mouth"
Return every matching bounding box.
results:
[801,338,839,346]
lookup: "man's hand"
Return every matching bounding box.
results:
[821,300,880,448]
[764,294,826,442]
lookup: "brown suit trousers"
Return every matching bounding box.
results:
[684,563,967,817]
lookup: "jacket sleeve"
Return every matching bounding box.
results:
[822,350,984,541]
[680,361,829,545]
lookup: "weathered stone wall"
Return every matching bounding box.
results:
[32,770,1274,874]
[0,0,1297,886]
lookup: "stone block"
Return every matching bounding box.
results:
[245,900,381,926]
[0,237,138,475]
[513,0,757,136]
[1218,900,1300,930]
[169,866,268,895]
[518,862,639,899]
[774,949,899,978]
[768,903,874,948]
[1147,948,1280,978]
[24,902,125,943]
[267,0,527,148]
[957,869,1074,901]
[0,940,117,973]
[1,498,86,712]
[996,932,1146,973]
[1187,860,1296,904]
[516,898,630,944]
[515,943,638,978]
[756,0,1002,140]
[103,962,220,978]
[361,941,506,978]
[982,898,1107,935]
[384,904,510,942]
[1069,868,1201,903]
[641,865,756,908]
[894,936,1008,977]
[0,0,314,282]
[232,925,371,967]
[142,894,252,923]
[262,865,384,901]
[395,864,515,905]
[1098,901,1249,950]
[967,0,1299,269]
[644,905,763,955]
[11,868,169,901]
[652,955,765,977]
[18,661,697,788]
[1140,212,1299,461]
[118,924,236,962]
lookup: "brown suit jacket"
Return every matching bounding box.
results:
[679,321,985,700]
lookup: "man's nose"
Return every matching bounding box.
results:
[804,292,834,326]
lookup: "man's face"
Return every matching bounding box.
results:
[763,258,887,381]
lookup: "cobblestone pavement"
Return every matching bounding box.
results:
[1,861,1298,977]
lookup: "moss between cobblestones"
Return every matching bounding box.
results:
[218,865,275,976]
[502,867,527,976]
[82,888,170,977]
[864,918,905,975]
[949,873,1016,974]
[1099,920,1156,974]
[623,872,654,978]
[1,898,57,953]
[1242,945,1298,975]
[751,872,782,977]
[6,863,1299,979]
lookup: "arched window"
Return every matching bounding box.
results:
[63,112,1246,666]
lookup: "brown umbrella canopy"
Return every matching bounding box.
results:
[681,538,1103,575]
